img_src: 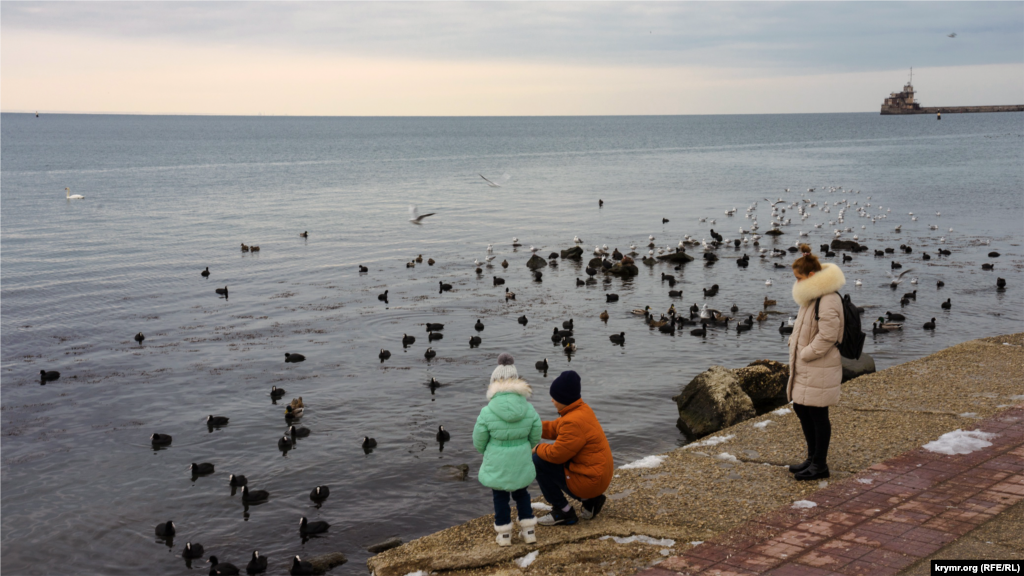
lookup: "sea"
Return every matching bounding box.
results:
[2,112,1022,575]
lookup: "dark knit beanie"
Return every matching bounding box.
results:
[549,370,581,405]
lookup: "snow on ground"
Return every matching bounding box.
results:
[792,500,817,509]
[685,434,735,449]
[715,452,739,463]
[771,406,793,416]
[753,420,773,429]
[515,551,539,568]
[923,429,998,455]
[620,455,666,469]
[600,535,676,547]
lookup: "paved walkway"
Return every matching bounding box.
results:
[639,406,1024,576]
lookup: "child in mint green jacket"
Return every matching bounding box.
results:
[473,353,542,547]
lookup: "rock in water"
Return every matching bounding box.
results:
[587,257,604,269]
[732,360,789,407]
[607,261,639,277]
[657,251,695,264]
[673,366,756,439]
[841,352,875,382]
[765,229,784,236]
[560,246,584,260]
[526,255,548,270]
[307,552,347,574]
[830,239,864,252]
[366,537,403,554]
[436,463,469,481]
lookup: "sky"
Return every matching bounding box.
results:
[2,1,1022,116]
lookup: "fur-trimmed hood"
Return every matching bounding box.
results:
[791,263,846,307]
[486,378,533,401]
[485,378,534,424]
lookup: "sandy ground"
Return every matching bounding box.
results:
[367,333,1024,576]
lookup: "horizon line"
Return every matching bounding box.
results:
[1,110,883,118]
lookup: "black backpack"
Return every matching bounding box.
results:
[814,292,866,360]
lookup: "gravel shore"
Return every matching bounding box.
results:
[367,333,1024,576]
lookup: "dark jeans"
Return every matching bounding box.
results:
[532,452,603,511]
[793,403,831,466]
[492,487,534,525]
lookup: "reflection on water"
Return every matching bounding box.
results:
[1,113,1022,574]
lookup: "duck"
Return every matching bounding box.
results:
[359,265,369,273]
[155,520,176,537]
[201,267,210,277]
[599,310,609,322]
[552,327,573,340]
[756,311,769,322]
[609,332,626,345]
[241,485,269,503]
[246,551,268,574]
[941,298,951,310]
[309,486,330,502]
[436,425,450,442]
[501,259,509,268]
[288,424,311,438]
[563,342,577,354]
[922,253,931,261]
[474,319,485,331]
[469,335,481,347]
[937,280,945,288]
[427,258,435,266]
[562,318,574,330]
[299,231,308,238]
[285,398,304,419]
[903,290,917,301]
[290,556,315,576]
[779,322,793,335]
[406,261,415,268]
[190,462,215,475]
[923,318,936,330]
[40,370,60,382]
[429,330,444,341]
[402,334,416,347]
[215,286,229,297]
[362,437,378,450]
[207,415,229,426]
[669,289,682,298]
[997,278,1006,290]
[228,474,247,487]
[377,290,389,302]
[182,542,205,559]
[493,276,505,286]
[877,317,903,330]
[424,347,436,361]
[151,433,172,447]
[891,261,902,269]
[735,320,752,333]
[505,287,515,300]
[518,315,528,325]
[207,556,240,575]
[536,358,549,371]
[278,435,294,450]
[241,243,249,252]
[576,278,585,286]
[426,323,444,332]
[439,281,452,292]
[763,296,777,309]
[690,323,707,337]
[982,263,995,270]
[415,255,423,263]
[606,293,619,302]
[284,352,305,363]
[249,245,259,252]
[988,251,1001,258]
[378,349,391,362]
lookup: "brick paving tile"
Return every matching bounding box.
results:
[858,518,917,538]
[660,554,720,572]
[775,530,828,549]
[767,564,837,576]
[833,558,900,576]
[858,547,918,570]
[719,550,784,572]
[792,549,857,571]
[975,488,1023,506]
[919,515,973,536]
[792,520,845,538]
[702,566,759,576]
[877,535,944,557]
[817,511,869,529]
[816,539,876,561]
[687,544,741,563]
[635,568,682,576]
[752,539,805,559]
[902,526,958,546]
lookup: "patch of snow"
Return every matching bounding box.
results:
[600,535,676,547]
[660,549,672,556]
[620,455,666,469]
[792,500,818,509]
[685,434,735,449]
[856,478,873,484]
[753,420,773,429]
[690,541,704,546]
[715,452,739,463]
[1009,395,1024,401]
[515,551,539,568]
[959,412,979,418]
[531,502,552,511]
[818,481,829,488]
[771,406,793,416]
[404,572,429,576]
[923,429,998,455]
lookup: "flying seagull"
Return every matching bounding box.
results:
[409,205,436,224]
[479,173,510,188]
[947,32,957,38]
[886,268,914,287]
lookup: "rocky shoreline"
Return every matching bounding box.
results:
[366,334,1024,576]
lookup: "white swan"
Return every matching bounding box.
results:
[65,187,85,200]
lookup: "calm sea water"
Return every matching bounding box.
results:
[2,113,1022,574]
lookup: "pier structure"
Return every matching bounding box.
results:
[880,69,1024,115]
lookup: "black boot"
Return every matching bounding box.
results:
[794,463,830,481]
[788,459,813,474]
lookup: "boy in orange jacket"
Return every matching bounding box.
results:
[532,370,614,525]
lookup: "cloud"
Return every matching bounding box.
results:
[2,2,1021,72]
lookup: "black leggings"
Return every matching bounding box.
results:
[793,403,831,466]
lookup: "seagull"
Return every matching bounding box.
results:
[765,279,773,286]
[487,244,493,254]
[479,173,510,187]
[409,205,435,224]
[854,279,862,286]
[886,268,914,287]
[947,32,957,38]
[573,235,583,245]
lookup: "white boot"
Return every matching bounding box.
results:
[494,523,513,547]
[518,517,538,544]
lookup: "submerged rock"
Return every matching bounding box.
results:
[657,251,694,264]
[642,257,657,266]
[830,239,864,252]
[437,463,469,481]
[673,366,756,439]
[608,261,639,277]
[841,352,875,382]
[560,246,584,259]
[308,552,347,574]
[367,537,403,554]
[764,229,784,236]
[526,255,548,270]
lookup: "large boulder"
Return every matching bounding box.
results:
[733,359,789,406]
[842,352,875,382]
[830,239,863,252]
[608,261,638,277]
[657,251,694,264]
[673,366,756,439]
[367,537,403,554]
[560,246,584,260]
[526,255,548,270]
[588,257,604,269]
[308,552,347,574]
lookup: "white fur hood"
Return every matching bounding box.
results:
[486,378,533,401]
[791,263,846,307]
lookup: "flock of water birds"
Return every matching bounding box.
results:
[56,180,1010,575]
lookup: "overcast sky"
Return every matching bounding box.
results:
[2,2,1022,115]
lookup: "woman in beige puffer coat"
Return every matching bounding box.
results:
[786,251,845,480]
